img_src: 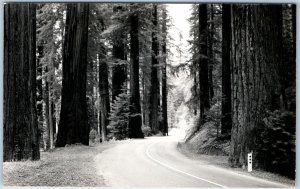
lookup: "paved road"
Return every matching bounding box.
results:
[95,136,290,187]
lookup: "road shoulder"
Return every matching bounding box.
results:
[177,142,295,187]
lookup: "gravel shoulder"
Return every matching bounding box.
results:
[177,142,295,187]
[3,141,116,187]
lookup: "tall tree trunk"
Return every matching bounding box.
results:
[43,77,50,150]
[56,4,90,147]
[208,4,214,103]
[198,4,210,127]
[161,8,168,136]
[48,86,54,149]
[292,5,296,68]
[193,63,198,115]
[51,102,56,136]
[229,5,283,167]
[96,57,101,140]
[112,43,127,101]
[150,5,160,134]
[112,6,127,101]
[99,54,110,142]
[4,3,40,161]
[128,9,144,138]
[36,45,44,148]
[221,4,232,136]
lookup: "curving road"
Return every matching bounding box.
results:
[95,136,290,187]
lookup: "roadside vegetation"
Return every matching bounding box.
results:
[3,142,115,186]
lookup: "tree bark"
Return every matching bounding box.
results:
[48,87,54,149]
[208,4,214,103]
[112,44,127,101]
[128,9,144,138]
[56,4,90,147]
[4,3,40,161]
[112,6,127,102]
[150,5,160,134]
[229,5,283,167]
[221,4,232,135]
[292,5,296,67]
[161,8,168,136]
[99,54,110,142]
[198,4,210,127]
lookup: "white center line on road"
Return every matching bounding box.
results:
[145,143,227,188]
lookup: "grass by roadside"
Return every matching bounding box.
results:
[177,142,295,187]
[3,141,116,186]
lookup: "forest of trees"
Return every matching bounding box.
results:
[3,3,296,179]
[4,3,170,159]
[186,4,296,179]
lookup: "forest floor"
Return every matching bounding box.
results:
[3,141,116,186]
[177,123,295,186]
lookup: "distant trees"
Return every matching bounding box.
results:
[4,3,40,161]
[4,2,173,160]
[3,3,296,180]
[56,4,90,146]
[36,3,64,150]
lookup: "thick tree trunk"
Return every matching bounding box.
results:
[221,4,232,136]
[229,5,283,167]
[56,4,90,147]
[292,5,296,67]
[198,4,210,127]
[99,55,110,142]
[150,5,160,134]
[161,8,168,136]
[4,3,40,161]
[128,10,144,138]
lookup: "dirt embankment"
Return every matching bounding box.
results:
[177,123,295,186]
[3,142,115,186]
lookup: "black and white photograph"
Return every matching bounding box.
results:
[2,1,296,187]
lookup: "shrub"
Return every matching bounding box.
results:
[89,129,97,143]
[107,83,131,140]
[142,126,152,137]
[255,110,295,179]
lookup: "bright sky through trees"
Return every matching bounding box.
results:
[167,4,192,66]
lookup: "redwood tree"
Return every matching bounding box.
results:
[149,4,160,134]
[229,5,284,168]
[198,4,210,127]
[4,3,40,161]
[112,6,127,101]
[221,4,232,135]
[161,8,168,136]
[56,4,90,147]
[128,7,144,138]
[99,53,110,142]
